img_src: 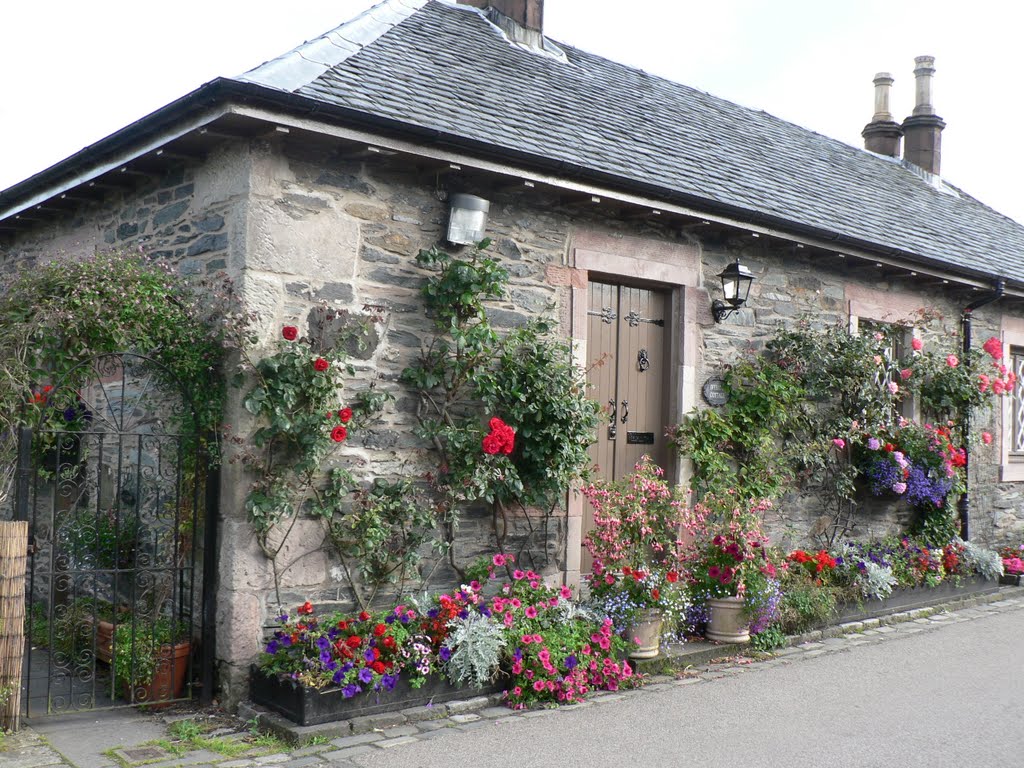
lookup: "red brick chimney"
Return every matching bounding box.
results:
[459,0,543,32]
[862,72,903,157]
[902,56,946,175]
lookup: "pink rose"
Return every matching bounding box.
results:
[900,369,912,380]
[946,355,959,368]
[887,381,899,395]
[832,438,846,449]
[912,338,924,352]
[982,432,993,445]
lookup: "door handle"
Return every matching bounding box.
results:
[607,399,617,439]
[621,400,629,424]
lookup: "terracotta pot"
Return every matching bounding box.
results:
[121,641,191,707]
[705,596,750,644]
[95,619,115,664]
[626,608,663,659]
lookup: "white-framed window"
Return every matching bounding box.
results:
[1000,318,1024,481]
[851,315,917,421]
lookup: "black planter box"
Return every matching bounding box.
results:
[832,575,1000,625]
[1000,573,1024,587]
[250,666,501,726]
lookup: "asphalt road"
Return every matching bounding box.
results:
[350,603,1024,768]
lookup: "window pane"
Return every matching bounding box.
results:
[1013,350,1024,454]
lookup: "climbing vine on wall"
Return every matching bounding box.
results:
[401,241,601,576]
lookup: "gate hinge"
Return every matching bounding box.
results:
[26,536,37,556]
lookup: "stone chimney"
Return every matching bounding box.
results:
[459,0,544,32]
[901,55,946,175]
[862,72,903,157]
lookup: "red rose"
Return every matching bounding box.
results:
[482,434,502,455]
[331,425,348,443]
[282,326,298,341]
[313,357,329,372]
[297,601,314,615]
[339,407,353,423]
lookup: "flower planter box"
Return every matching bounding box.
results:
[832,576,1000,625]
[1000,573,1023,587]
[250,667,501,726]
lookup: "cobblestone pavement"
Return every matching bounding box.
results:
[4,589,1023,768]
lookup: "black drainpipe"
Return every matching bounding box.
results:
[957,279,1005,539]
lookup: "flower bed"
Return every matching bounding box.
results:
[830,575,999,625]
[252,555,640,725]
[250,667,499,726]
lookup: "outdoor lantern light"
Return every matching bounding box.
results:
[712,259,755,322]
[446,193,490,245]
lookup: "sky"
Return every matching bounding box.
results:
[2,0,1022,224]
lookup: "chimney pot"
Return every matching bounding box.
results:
[862,72,902,157]
[902,55,945,175]
[912,55,937,116]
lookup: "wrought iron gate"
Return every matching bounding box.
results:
[14,353,213,716]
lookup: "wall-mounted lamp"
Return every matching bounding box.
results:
[447,193,490,245]
[711,259,755,322]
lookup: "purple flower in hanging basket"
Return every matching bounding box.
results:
[364,648,376,662]
[332,669,344,685]
[316,636,330,651]
[265,640,279,655]
[439,646,452,662]
[381,674,398,691]
[358,668,373,684]
[565,655,578,670]
[342,684,360,698]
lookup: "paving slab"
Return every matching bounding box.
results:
[29,708,167,768]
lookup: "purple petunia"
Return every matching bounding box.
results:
[439,646,452,662]
[265,640,279,654]
[342,684,360,698]
[565,655,578,670]
[358,667,373,684]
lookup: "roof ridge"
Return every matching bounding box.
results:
[235,0,428,92]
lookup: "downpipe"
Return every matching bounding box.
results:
[957,279,1005,540]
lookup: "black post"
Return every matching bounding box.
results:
[13,426,32,523]
[958,312,972,540]
[200,459,220,706]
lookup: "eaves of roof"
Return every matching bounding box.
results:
[0,76,1017,297]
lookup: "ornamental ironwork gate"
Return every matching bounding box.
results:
[14,353,214,717]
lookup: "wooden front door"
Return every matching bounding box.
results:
[583,281,670,563]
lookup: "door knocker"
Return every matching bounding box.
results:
[638,348,650,372]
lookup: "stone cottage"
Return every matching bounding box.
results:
[3,0,1024,705]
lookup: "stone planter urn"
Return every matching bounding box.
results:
[626,608,663,659]
[705,596,750,644]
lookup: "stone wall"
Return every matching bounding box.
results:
[4,132,1024,706]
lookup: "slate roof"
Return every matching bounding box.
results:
[238,0,1024,287]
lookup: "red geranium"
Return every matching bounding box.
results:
[358,611,371,622]
[313,357,329,372]
[297,601,314,615]
[345,635,362,648]
[282,325,298,341]
[373,624,387,636]
[331,425,348,443]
